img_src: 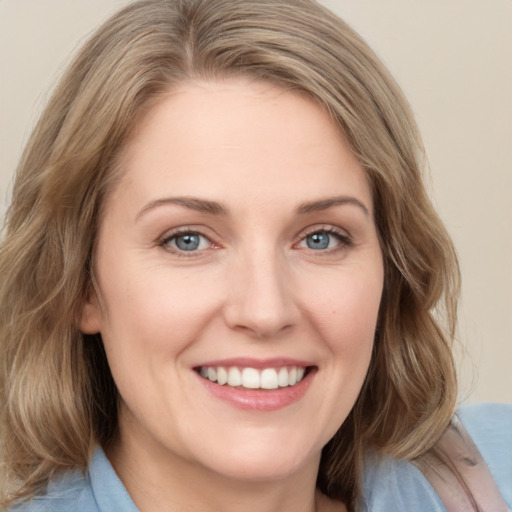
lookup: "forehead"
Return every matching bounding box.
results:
[110,78,372,216]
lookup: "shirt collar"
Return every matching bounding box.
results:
[89,446,140,512]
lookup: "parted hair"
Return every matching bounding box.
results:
[0,0,460,510]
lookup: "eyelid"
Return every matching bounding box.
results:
[158,226,221,256]
[157,224,352,256]
[294,225,353,251]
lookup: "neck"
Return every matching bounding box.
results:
[107,427,344,512]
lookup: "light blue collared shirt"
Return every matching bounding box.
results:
[9,403,512,511]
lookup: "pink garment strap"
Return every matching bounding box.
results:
[420,414,510,512]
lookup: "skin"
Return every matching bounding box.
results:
[81,78,384,512]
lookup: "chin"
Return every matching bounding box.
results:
[186,427,324,483]
[207,451,315,483]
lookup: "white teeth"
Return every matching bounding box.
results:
[199,365,307,389]
[242,368,260,389]
[217,366,228,385]
[260,368,278,389]
[288,367,297,386]
[207,367,217,382]
[278,367,289,387]
[227,367,242,387]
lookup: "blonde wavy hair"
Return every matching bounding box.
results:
[0,0,460,510]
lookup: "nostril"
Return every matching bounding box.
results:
[222,268,300,338]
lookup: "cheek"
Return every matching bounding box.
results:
[97,263,222,359]
[303,267,382,443]
[309,267,383,351]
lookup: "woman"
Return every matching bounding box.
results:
[0,1,510,511]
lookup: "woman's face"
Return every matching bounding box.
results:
[81,79,383,483]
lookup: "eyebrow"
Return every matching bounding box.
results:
[136,197,228,220]
[297,196,369,216]
[136,194,369,220]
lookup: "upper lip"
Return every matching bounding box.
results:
[194,357,315,369]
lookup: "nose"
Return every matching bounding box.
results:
[222,247,299,339]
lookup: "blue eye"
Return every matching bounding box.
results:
[175,233,201,251]
[163,232,211,252]
[306,232,331,250]
[299,229,349,251]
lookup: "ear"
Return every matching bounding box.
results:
[79,288,103,334]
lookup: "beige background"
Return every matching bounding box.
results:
[0,1,510,404]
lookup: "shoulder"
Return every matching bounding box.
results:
[456,402,512,506]
[360,403,512,512]
[7,469,96,512]
[456,402,512,445]
[7,447,138,512]
[360,451,445,512]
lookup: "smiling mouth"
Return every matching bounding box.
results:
[195,365,313,390]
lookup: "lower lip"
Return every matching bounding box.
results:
[196,369,315,411]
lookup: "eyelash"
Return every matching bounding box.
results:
[159,228,218,257]
[159,225,352,256]
[296,226,353,253]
